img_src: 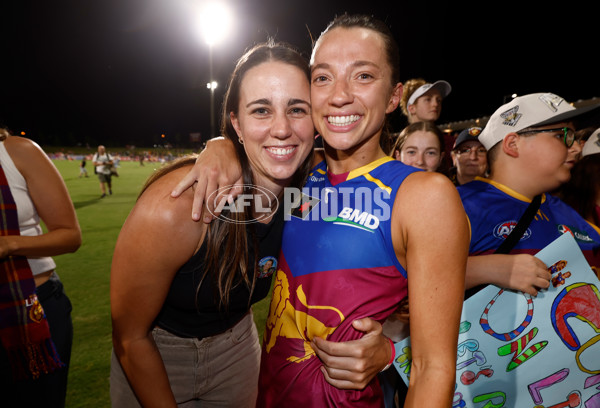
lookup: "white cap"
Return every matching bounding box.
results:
[479,92,600,150]
[582,128,600,157]
[407,80,451,107]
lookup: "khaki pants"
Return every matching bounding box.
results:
[110,311,260,407]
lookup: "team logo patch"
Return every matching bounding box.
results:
[493,220,532,241]
[257,256,277,278]
[500,106,522,127]
[26,294,44,323]
[468,127,482,136]
[557,224,596,243]
[289,193,320,220]
[539,93,564,113]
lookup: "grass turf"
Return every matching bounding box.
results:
[51,159,272,407]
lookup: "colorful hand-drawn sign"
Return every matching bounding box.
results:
[394,233,600,407]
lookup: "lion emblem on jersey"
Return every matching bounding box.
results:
[263,268,345,363]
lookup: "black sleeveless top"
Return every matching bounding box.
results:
[154,206,284,338]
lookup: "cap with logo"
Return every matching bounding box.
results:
[478,92,600,150]
[453,127,483,150]
[582,128,600,157]
[407,80,452,107]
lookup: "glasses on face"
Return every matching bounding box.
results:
[455,146,487,156]
[517,127,575,148]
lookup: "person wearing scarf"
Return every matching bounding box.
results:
[0,127,81,407]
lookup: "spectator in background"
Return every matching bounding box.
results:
[111,156,120,177]
[557,127,600,230]
[390,121,445,172]
[78,158,88,178]
[449,127,488,185]
[576,126,597,145]
[0,127,81,407]
[570,126,595,162]
[92,145,113,198]
[458,93,600,299]
[400,78,451,124]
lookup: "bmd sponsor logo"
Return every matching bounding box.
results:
[283,186,391,225]
[323,207,379,232]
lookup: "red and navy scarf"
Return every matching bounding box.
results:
[0,163,63,380]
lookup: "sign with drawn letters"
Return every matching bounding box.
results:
[393,233,600,407]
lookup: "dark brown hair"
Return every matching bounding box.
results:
[140,41,314,309]
[390,121,445,157]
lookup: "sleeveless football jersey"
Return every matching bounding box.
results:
[458,178,600,269]
[257,157,419,407]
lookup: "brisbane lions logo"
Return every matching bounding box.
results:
[263,269,345,363]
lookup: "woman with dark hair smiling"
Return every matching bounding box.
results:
[110,40,314,407]
[173,14,469,408]
[390,121,446,172]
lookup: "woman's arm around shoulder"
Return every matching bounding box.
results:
[171,137,243,222]
[2,136,81,258]
[392,171,469,407]
[111,165,207,407]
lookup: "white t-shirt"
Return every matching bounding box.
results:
[93,152,113,175]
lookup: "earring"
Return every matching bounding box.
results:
[238,137,244,145]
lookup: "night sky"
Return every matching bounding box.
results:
[1,0,597,147]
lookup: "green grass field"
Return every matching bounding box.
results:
[51,158,272,407]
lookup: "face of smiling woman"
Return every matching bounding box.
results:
[310,26,401,168]
[398,131,443,171]
[230,60,314,195]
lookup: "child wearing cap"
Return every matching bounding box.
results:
[458,92,600,294]
[557,127,600,234]
[449,127,488,186]
[400,78,451,124]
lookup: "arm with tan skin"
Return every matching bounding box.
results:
[111,166,206,408]
[0,136,81,258]
[465,254,551,296]
[310,317,391,389]
[171,137,390,390]
[170,137,325,222]
[393,171,469,407]
[171,137,244,222]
